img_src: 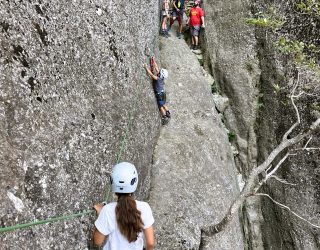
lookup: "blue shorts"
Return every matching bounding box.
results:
[156,92,166,107]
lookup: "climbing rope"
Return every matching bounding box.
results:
[0,65,147,234]
[0,210,94,233]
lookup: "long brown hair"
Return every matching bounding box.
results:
[115,193,144,242]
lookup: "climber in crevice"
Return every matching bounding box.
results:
[144,57,171,125]
[92,162,155,250]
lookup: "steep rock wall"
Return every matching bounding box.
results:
[148,34,243,250]
[255,31,320,249]
[203,0,260,177]
[0,1,160,249]
[253,1,320,249]
[202,0,263,248]
[203,0,320,249]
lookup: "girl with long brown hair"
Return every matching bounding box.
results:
[92,162,155,250]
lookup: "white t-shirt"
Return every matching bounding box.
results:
[95,200,154,250]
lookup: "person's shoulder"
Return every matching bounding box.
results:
[103,202,117,211]
[136,200,152,210]
[136,200,149,206]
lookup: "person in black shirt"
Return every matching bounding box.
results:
[169,0,188,39]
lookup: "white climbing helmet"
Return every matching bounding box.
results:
[159,68,168,79]
[111,162,138,193]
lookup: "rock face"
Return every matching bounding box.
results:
[202,0,264,248]
[253,1,320,249]
[0,1,160,249]
[202,0,261,177]
[1,0,318,249]
[148,33,243,249]
[203,0,320,249]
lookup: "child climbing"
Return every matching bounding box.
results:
[92,162,155,250]
[144,57,171,125]
[189,0,205,50]
[161,0,171,37]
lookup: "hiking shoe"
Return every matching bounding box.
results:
[160,30,167,37]
[165,110,171,118]
[190,44,195,50]
[177,33,182,39]
[161,116,169,125]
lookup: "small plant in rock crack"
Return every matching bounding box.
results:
[272,83,286,94]
[211,82,219,94]
[228,131,236,142]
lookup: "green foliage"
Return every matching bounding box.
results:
[247,3,320,78]
[228,131,236,142]
[272,83,288,95]
[310,103,320,111]
[246,62,253,72]
[296,0,320,16]
[257,92,265,109]
[275,37,320,77]
[275,38,320,55]
[211,82,218,94]
[276,38,305,54]
[245,61,254,73]
[246,8,285,30]
[257,100,264,109]
[272,83,281,93]
[245,17,284,29]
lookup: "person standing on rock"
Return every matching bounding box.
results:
[189,0,205,50]
[161,0,171,37]
[144,57,171,124]
[169,0,187,39]
[92,162,155,250]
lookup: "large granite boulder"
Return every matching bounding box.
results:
[0,1,160,249]
[148,33,243,249]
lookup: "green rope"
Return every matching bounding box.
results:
[0,210,94,233]
[0,68,145,234]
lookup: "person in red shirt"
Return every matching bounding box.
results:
[189,0,205,50]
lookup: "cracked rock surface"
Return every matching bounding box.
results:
[148,31,243,250]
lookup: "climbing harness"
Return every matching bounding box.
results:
[155,91,166,103]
